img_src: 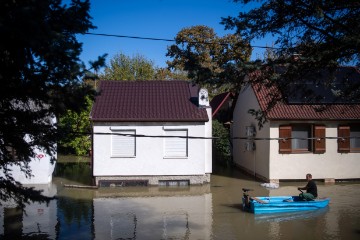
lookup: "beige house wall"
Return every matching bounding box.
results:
[232,85,271,181]
[269,122,360,181]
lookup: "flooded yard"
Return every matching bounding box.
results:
[0,156,359,239]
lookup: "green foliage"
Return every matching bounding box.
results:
[212,120,232,166]
[166,25,252,92]
[102,53,157,80]
[59,96,92,156]
[154,67,189,80]
[0,0,97,206]
[224,0,360,67]
[102,52,192,82]
[222,0,360,98]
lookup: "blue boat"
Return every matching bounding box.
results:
[242,188,330,214]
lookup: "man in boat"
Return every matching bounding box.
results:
[298,173,318,200]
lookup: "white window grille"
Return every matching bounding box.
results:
[111,130,136,157]
[164,129,188,158]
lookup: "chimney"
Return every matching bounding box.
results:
[198,88,209,107]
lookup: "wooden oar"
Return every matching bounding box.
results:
[251,197,267,204]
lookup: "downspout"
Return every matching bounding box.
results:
[90,118,95,186]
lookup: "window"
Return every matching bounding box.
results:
[111,130,136,157]
[351,125,360,150]
[338,125,360,153]
[158,180,189,187]
[291,125,311,151]
[164,129,188,158]
[279,125,325,154]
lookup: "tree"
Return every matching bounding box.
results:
[223,0,360,66]
[0,0,97,207]
[166,25,252,91]
[154,67,189,81]
[221,0,360,99]
[102,53,157,80]
[212,120,232,166]
[58,96,93,156]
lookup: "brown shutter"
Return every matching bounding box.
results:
[338,125,350,153]
[313,125,326,154]
[279,125,291,154]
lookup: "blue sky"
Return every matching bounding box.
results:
[77,0,271,69]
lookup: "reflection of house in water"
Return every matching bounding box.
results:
[93,186,212,240]
[0,183,211,239]
[0,184,57,239]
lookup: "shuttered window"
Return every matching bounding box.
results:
[313,125,326,154]
[164,129,188,158]
[279,124,325,154]
[338,126,350,153]
[111,130,136,157]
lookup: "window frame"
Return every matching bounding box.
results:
[279,124,326,154]
[350,125,360,152]
[111,129,136,158]
[291,124,312,153]
[163,129,188,158]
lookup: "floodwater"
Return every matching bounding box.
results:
[1,158,360,240]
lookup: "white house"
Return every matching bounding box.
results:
[6,146,56,184]
[1,100,57,184]
[232,67,360,183]
[90,80,212,186]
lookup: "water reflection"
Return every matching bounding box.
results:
[0,161,359,239]
[93,194,212,240]
[0,184,57,239]
[254,206,329,223]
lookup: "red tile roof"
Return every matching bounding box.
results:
[90,80,209,122]
[210,92,233,118]
[252,77,360,121]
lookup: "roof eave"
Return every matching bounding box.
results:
[268,117,360,122]
[90,118,209,122]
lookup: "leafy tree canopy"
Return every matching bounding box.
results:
[166,25,252,92]
[221,0,360,124]
[223,0,360,68]
[102,53,157,80]
[102,52,190,82]
[154,68,189,81]
[0,0,98,207]
[58,96,93,156]
[222,1,360,92]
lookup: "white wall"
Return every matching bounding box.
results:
[93,121,210,176]
[232,85,270,179]
[2,148,56,184]
[1,114,57,185]
[205,107,212,173]
[269,122,360,180]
